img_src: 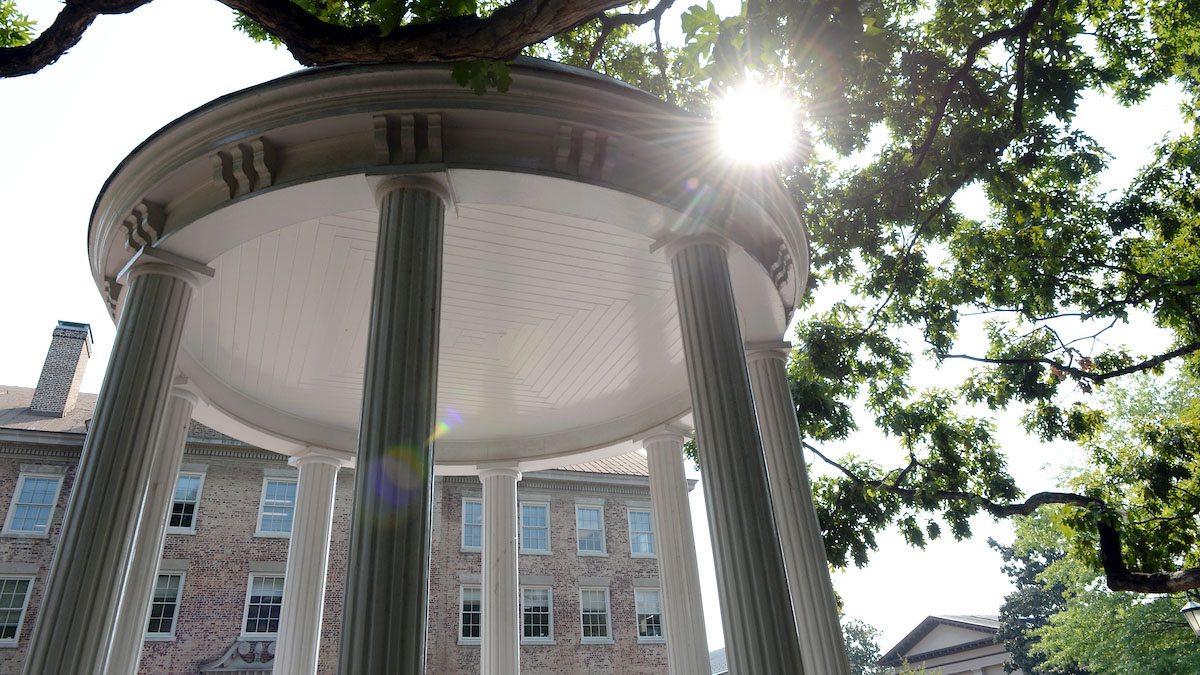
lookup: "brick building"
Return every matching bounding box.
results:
[0,323,677,674]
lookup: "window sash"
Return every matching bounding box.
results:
[0,577,32,644]
[462,498,483,550]
[521,587,553,641]
[635,589,664,639]
[520,503,550,553]
[575,506,605,554]
[579,588,611,640]
[257,479,297,534]
[628,509,655,556]
[243,575,284,636]
[167,473,204,532]
[146,573,185,637]
[6,475,62,534]
[460,586,482,642]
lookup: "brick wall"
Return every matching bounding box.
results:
[0,442,669,675]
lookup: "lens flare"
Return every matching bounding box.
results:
[716,75,797,165]
[369,444,428,509]
[428,407,463,442]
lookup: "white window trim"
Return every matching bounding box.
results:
[461,497,482,553]
[144,571,187,642]
[240,573,285,640]
[0,575,34,648]
[519,501,552,555]
[458,584,482,645]
[634,588,666,644]
[627,507,656,558]
[578,586,613,644]
[574,503,607,557]
[254,477,297,538]
[165,472,206,536]
[2,473,63,538]
[520,585,555,645]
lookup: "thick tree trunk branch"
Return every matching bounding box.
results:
[1,0,637,77]
[805,440,1200,594]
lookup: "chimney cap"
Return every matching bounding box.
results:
[55,321,93,345]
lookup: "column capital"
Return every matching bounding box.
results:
[371,173,454,210]
[641,424,691,449]
[653,231,731,260]
[288,446,353,469]
[745,340,793,364]
[117,247,215,289]
[477,463,522,482]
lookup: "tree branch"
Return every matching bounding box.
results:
[804,440,1200,593]
[1,0,640,77]
[937,341,1200,383]
[586,0,676,68]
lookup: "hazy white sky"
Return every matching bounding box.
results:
[0,0,1189,655]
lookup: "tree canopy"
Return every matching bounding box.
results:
[4,0,1200,593]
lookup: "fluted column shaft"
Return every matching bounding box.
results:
[276,449,349,675]
[644,432,709,675]
[666,234,805,674]
[747,344,850,675]
[24,264,196,675]
[340,180,445,674]
[107,385,197,674]
[480,466,521,675]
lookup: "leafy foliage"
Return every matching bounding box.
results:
[842,617,885,675]
[0,0,33,48]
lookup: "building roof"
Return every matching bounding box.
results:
[0,386,96,434]
[558,451,649,476]
[877,614,1000,668]
[709,647,728,674]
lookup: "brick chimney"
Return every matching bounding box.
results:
[30,321,93,417]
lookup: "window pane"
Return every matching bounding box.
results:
[522,504,547,527]
[576,507,601,530]
[461,586,482,639]
[579,530,604,552]
[463,500,482,549]
[580,589,609,639]
[630,510,655,555]
[521,504,549,551]
[9,476,60,533]
[259,480,297,533]
[244,576,284,634]
[0,579,30,641]
[522,588,551,639]
[174,475,202,501]
[147,574,183,635]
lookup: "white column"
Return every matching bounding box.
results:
[479,466,521,675]
[644,430,709,675]
[747,342,851,675]
[275,447,351,675]
[24,263,200,675]
[107,383,198,675]
[340,177,447,673]
[665,233,806,673]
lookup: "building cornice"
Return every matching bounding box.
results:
[441,473,651,497]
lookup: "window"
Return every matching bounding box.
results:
[0,577,32,646]
[3,474,63,536]
[575,504,606,555]
[255,479,297,536]
[579,587,611,643]
[242,575,284,637]
[167,473,204,534]
[521,587,554,644]
[146,573,185,639]
[461,498,482,551]
[635,589,664,642]
[628,508,655,557]
[520,502,550,554]
[459,585,482,644]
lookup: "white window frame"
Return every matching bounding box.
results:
[519,501,551,555]
[634,588,666,644]
[520,586,555,645]
[578,586,613,644]
[254,477,297,538]
[458,585,482,645]
[240,573,285,639]
[461,497,483,552]
[627,507,656,558]
[144,571,186,641]
[574,503,607,557]
[165,472,206,535]
[2,473,63,538]
[0,575,34,647]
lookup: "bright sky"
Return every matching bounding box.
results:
[0,0,1190,657]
